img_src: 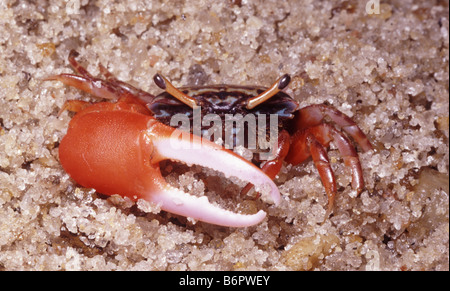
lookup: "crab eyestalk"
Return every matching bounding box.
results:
[153,73,199,109]
[246,74,291,109]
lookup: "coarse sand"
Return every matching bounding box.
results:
[0,0,448,270]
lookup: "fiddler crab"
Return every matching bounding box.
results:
[46,50,372,227]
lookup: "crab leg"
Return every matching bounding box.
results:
[66,50,95,78]
[241,130,290,196]
[303,123,364,193]
[307,135,337,201]
[285,129,337,213]
[46,50,155,104]
[98,64,156,103]
[295,104,373,152]
[46,73,126,101]
[286,122,366,213]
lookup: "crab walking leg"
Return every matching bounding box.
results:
[286,130,337,213]
[307,123,365,194]
[67,50,95,78]
[98,64,156,104]
[296,104,373,152]
[286,121,367,214]
[288,123,365,193]
[50,50,156,104]
[241,130,291,196]
[45,74,124,100]
[307,135,337,214]
[57,100,92,117]
[46,50,150,102]
[98,63,144,94]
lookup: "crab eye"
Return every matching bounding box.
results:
[278,74,291,90]
[153,73,199,109]
[246,74,291,109]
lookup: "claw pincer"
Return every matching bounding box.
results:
[58,99,280,227]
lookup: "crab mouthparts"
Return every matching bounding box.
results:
[145,130,280,227]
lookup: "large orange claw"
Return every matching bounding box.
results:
[59,102,280,227]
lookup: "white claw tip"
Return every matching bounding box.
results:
[147,185,267,227]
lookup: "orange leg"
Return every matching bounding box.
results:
[308,134,337,215]
[46,50,155,104]
[67,50,94,78]
[241,130,290,196]
[287,104,372,214]
[57,100,92,116]
[295,104,373,152]
[286,129,337,214]
[307,123,365,193]
[98,64,156,104]
[46,73,127,101]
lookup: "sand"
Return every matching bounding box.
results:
[0,0,448,270]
